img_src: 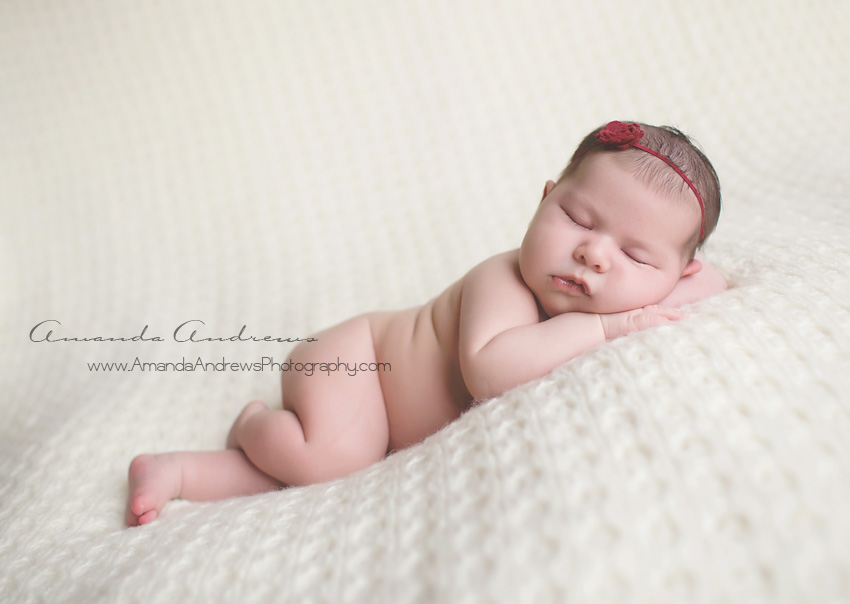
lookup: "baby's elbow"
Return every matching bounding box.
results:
[459,353,504,402]
[465,377,498,403]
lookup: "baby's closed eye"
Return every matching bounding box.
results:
[623,249,652,266]
[562,207,591,229]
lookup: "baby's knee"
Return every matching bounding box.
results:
[240,409,305,450]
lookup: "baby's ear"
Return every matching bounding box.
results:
[682,258,702,277]
[541,180,556,202]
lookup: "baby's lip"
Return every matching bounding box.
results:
[554,275,590,295]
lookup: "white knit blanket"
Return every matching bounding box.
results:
[2,2,849,602]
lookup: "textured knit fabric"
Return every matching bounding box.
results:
[2,1,849,603]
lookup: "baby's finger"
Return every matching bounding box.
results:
[644,305,684,320]
[658,307,685,321]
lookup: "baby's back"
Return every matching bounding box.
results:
[369,278,472,451]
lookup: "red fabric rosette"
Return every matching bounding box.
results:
[596,121,645,149]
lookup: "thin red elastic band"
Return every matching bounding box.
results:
[630,142,705,242]
[588,121,706,242]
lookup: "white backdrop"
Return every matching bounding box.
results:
[2,1,849,602]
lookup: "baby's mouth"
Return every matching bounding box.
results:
[554,275,589,295]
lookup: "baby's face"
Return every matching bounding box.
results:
[519,152,700,317]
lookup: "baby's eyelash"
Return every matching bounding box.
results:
[624,251,650,266]
[563,208,589,229]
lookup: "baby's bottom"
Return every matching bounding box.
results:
[125,315,390,526]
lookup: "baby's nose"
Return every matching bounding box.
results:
[575,240,610,272]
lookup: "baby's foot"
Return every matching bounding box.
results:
[226,400,269,449]
[125,454,182,527]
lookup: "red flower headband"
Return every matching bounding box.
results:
[592,121,706,241]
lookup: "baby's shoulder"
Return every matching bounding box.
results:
[463,249,521,282]
[459,249,534,302]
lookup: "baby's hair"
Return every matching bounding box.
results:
[559,122,721,254]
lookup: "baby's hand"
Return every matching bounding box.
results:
[600,305,684,341]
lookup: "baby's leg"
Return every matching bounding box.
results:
[125,449,280,526]
[229,315,390,486]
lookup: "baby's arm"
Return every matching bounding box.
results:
[458,253,678,400]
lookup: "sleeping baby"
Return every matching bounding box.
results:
[126,121,727,526]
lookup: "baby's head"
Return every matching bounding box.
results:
[561,121,721,257]
[519,121,722,317]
